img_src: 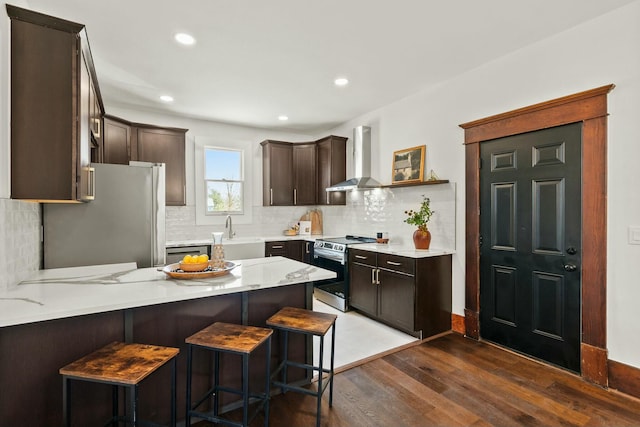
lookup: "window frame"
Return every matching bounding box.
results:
[204,146,245,216]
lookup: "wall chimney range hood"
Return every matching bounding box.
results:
[326,126,381,192]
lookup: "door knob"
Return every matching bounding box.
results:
[564,263,577,272]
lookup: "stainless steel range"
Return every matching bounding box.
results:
[311,235,376,312]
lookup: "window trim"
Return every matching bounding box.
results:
[194,137,253,226]
[204,146,245,215]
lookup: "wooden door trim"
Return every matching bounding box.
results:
[459,84,615,385]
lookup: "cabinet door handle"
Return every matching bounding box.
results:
[86,167,96,200]
[371,268,376,284]
[270,188,273,205]
[355,255,368,260]
[305,242,310,254]
[271,245,284,249]
[375,268,381,285]
[294,188,297,205]
[386,261,402,266]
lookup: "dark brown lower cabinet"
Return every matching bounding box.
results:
[265,240,308,263]
[349,249,452,338]
[378,268,415,332]
[349,261,378,317]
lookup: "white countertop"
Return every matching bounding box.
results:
[353,243,455,258]
[166,235,322,247]
[0,257,335,328]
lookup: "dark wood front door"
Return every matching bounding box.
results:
[480,123,582,372]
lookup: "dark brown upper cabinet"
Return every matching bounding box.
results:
[292,143,318,205]
[261,140,294,206]
[261,135,346,207]
[136,126,187,206]
[8,5,104,202]
[316,135,347,205]
[103,116,131,165]
[102,115,187,206]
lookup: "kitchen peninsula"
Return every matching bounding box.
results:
[0,257,335,425]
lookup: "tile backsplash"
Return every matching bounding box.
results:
[167,184,456,249]
[0,199,41,290]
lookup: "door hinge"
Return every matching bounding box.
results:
[479,235,483,247]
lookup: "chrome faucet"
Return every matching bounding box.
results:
[225,215,235,239]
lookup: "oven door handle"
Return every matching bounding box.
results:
[313,248,346,265]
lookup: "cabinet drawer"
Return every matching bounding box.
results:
[265,241,287,256]
[166,245,210,264]
[377,253,415,276]
[349,249,376,267]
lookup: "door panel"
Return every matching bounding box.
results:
[491,182,517,250]
[491,265,517,326]
[480,122,581,373]
[533,179,564,254]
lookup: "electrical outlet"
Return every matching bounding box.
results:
[629,226,640,245]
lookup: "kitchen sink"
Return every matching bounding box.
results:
[222,238,265,260]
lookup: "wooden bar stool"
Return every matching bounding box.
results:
[266,306,337,427]
[185,322,273,427]
[59,341,179,427]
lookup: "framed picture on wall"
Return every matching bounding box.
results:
[392,145,426,184]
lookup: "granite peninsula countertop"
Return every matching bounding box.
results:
[0,257,336,328]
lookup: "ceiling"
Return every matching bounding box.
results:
[23,0,636,133]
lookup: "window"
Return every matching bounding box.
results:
[204,147,243,215]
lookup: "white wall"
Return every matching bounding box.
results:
[323,1,640,368]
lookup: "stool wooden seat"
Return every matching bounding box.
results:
[266,306,337,427]
[59,341,179,427]
[185,322,273,427]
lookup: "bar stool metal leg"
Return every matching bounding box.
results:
[243,353,249,426]
[129,384,138,426]
[263,337,271,427]
[329,323,336,406]
[317,335,324,427]
[170,357,177,427]
[62,376,70,427]
[282,330,289,392]
[185,344,193,426]
[112,385,119,426]
[213,351,220,417]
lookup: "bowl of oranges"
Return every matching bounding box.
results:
[179,254,210,272]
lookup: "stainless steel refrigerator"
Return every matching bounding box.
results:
[43,162,166,269]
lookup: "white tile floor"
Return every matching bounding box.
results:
[312,298,418,369]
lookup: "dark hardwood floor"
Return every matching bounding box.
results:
[202,333,640,426]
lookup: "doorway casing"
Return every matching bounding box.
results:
[459,84,615,386]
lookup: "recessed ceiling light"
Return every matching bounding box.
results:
[278,115,289,121]
[160,95,174,103]
[174,32,196,46]
[334,77,349,87]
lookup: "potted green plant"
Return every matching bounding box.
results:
[404,195,434,249]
